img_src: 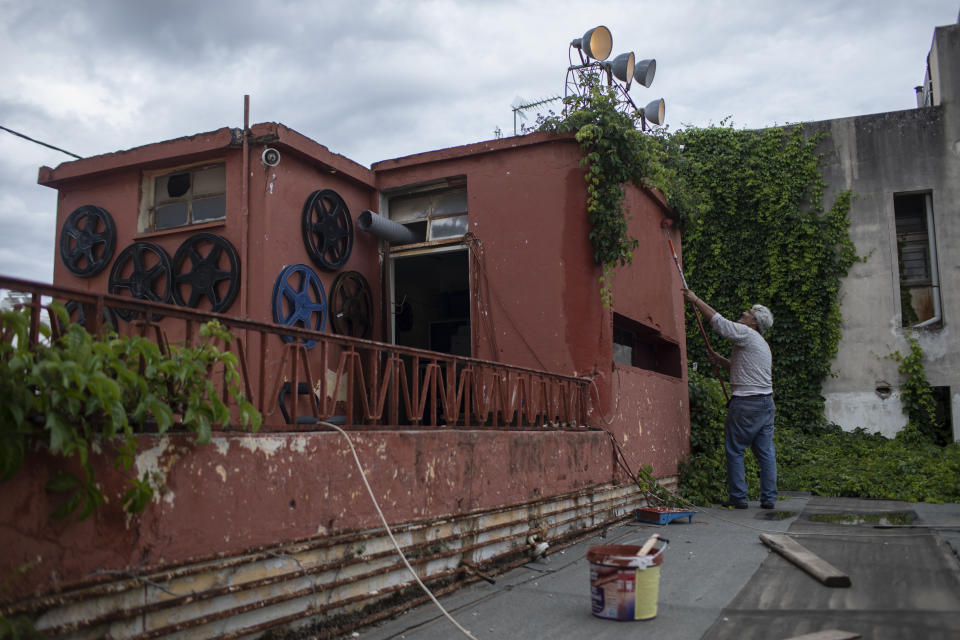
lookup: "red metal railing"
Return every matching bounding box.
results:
[0,276,591,430]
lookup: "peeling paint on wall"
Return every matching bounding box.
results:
[135,437,176,506]
[239,436,287,458]
[212,438,231,456]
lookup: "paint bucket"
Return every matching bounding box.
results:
[588,540,668,621]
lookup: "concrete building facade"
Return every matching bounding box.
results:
[813,18,959,440]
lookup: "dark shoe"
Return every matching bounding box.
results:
[720,500,748,510]
[761,502,776,510]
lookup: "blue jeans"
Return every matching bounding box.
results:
[724,394,777,504]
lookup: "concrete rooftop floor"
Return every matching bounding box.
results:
[358,494,960,640]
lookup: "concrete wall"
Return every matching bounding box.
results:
[812,23,960,440]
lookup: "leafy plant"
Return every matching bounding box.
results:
[0,614,45,639]
[775,425,960,503]
[674,122,858,432]
[0,305,262,519]
[637,464,685,508]
[681,369,960,504]
[890,334,948,446]
[537,73,691,306]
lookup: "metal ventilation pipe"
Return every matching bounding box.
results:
[357,210,417,244]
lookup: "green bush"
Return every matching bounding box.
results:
[674,123,857,433]
[679,370,759,505]
[0,305,261,519]
[680,369,960,505]
[776,426,960,503]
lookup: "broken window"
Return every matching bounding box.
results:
[142,163,226,232]
[613,313,681,378]
[387,180,468,245]
[894,193,941,328]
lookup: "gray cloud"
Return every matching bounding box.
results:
[1,0,957,284]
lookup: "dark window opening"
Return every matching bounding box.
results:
[613,313,681,378]
[931,386,954,446]
[894,192,940,328]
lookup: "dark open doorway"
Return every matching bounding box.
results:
[392,249,470,357]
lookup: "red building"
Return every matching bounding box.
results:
[1,120,690,638]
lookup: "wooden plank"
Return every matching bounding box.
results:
[759,534,852,588]
[782,630,861,640]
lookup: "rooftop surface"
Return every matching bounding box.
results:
[359,494,960,640]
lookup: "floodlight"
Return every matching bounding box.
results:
[642,98,665,125]
[606,52,635,86]
[634,58,656,88]
[571,25,612,61]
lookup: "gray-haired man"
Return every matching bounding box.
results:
[682,289,777,509]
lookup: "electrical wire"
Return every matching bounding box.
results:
[0,124,82,159]
[320,421,480,640]
[588,369,622,426]
[464,233,549,372]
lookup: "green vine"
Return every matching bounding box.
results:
[673,122,858,431]
[681,368,960,504]
[0,305,262,520]
[538,74,687,306]
[0,614,44,639]
[890,334,948,446]
[674,122,960,504]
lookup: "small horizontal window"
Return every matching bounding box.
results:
[390,187,467,223]
[147,164,226,231]
[613,313,681,378]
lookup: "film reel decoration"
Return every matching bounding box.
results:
[59,205,116,277]
[271,264,327,348]
[330,271,373,339]
[301,189,353,270]
[60,300,118,334]
[108,241,173,321]
[171,233,241,313]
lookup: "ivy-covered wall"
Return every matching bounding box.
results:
[673,124,857,431]
[809,107,960,439]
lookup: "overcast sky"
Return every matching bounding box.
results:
[1,0,957,285]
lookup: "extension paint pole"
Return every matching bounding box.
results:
[665,232,729,401]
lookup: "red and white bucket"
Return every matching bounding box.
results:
[588,539,668,621]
